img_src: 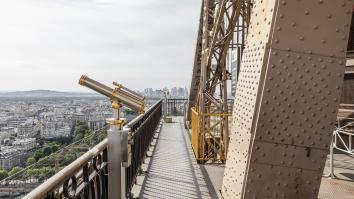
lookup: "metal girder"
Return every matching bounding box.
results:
[187,1,205,119]
[222,0,353,198]
[188,0,252,163]
[201,1,248,159]
[188,0,252,118]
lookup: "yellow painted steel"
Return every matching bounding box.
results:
[191,107,200,159]
[205,113,231,117]
[191,107,231,162]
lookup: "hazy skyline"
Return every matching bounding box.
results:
[0,0,200,92]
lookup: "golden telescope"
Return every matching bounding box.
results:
[79,75,145,113]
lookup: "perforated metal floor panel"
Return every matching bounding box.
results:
[222,0,353,198]
[140,117,215,199]
[319,154,354,199]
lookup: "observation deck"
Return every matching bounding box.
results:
[135,117,216,198]
[3,0,354,197]
[133,117,354,199]
[3,100,353,199]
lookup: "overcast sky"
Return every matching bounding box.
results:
[0,0,200,92]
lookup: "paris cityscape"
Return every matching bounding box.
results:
[0,87,187,179]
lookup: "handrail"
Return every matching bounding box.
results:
[127,99,162,128]
[125,100,162,194]
[339,104,354,108]
[24,139,108,199]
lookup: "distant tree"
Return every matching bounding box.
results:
[41,141,61,156]
[8,167,22,177]
[63,153,76,165]
[41,167,55,180]
[51,137,71,144]
[38,139,44,146]
[48,142,60,152]
[76,152,85,158]
[26,157,36,167]
[73,122,90,141]
[42,146,52,156]
[25,167,55,181]
[24,168,40,180]
[33,150,44,161]
[0,169,8,180]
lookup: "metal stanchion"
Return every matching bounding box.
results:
[106,101,125,199]
[329,139,336,179]
[325,133,337,179]
[107,126,122,198]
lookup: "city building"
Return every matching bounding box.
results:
[231,49,240,97]
[41,121,71,139]
[13,138,37,151]
[18,120,36,138]
[0,148,25,170]
[7,117,26,128]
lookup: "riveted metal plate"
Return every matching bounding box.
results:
[222,0,353,198]
[255,49,345,149]
[244,164,322,199]
[272,0,352,58]
[222,0,277,198]
[251,141,327,171]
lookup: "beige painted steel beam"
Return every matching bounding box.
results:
[222,0,353,198]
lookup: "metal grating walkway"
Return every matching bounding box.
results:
[134,117,354,199]
[140,117,215,199]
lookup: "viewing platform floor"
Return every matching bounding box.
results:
[137,117,217,199]
[133,117,354,199]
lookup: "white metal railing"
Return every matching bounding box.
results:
[328,115,354,178]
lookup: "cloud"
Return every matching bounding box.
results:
[0,0,200,91]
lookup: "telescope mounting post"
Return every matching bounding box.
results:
[106,100,127,199]
[106,100,126,130]
[106,99,131,199]
[78,75,142,199]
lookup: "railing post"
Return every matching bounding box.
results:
[82,163,90,198]
[163,96,168,120]
[326,131,336,179]
[329,137,336,179]
[103,148,108,199]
